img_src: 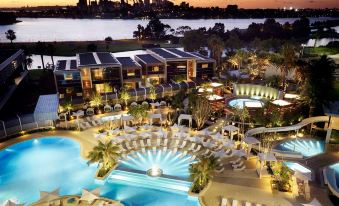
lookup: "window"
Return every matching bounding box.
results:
[127,69,136,77]
[92,68,103,80]
[202,64,209,69]
[151,66,160,72]
[64,73,73,80]
[95,84,104,93]
[66,87,74,94]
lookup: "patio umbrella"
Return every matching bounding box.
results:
[302,198,323,206]
[4,200,23,206]
[233,149,247,157]
[38,188,60,203]
[80,188,100,203]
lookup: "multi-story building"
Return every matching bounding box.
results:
[54,49,215,101]
[0,49,27,111]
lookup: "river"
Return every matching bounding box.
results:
[0,17,338,42]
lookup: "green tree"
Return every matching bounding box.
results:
[119,86,130,107]
[225,32,242,51]
[234,106,250,139]
[87,141,121,177]
[145,17,171,40]
[207,35,224,73]
[5,29,16,44]
[105,36,113,51]
[181,30,205,52]
[128,104,149,126]
[189,156,218,193]
[103,83,113,104]
[62,101,73,115]
[90,92,103,108]
[149,85,157,102]
[280,43,296,91]
[192,96,212,130]
[248,53,270,79]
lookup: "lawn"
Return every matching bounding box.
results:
[2,39,181,56]
[304,47,339,56]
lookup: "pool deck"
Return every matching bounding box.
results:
[0,128,336,206]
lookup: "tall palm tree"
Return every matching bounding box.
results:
[120,86,130,108]
[234,106,250,140]
[87,141,121,172]
[149,85,157,102]
[280,44,296,91]
[35,41,46,69]
[207,35,225,75]
[189,156,218,193]
[248,53,270,79]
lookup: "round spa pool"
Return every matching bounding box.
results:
[275,139,325,157]
[0,137,199,206]
[228,98,264,109]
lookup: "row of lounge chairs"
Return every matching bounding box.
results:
[80,117,103,130]
[221,198,264,206]
[230,157,246,171]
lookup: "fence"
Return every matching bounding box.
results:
[0,113,54,140]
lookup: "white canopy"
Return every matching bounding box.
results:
[258,152,277,162]
[80,188,100,203]
[3,200,23,206]
[38,188,60,203]
[222,125,239,133]
[178,114,192,128]
[302,198,323,206]
[244,136,260,145]
[34,94,59,122]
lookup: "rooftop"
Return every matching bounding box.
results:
[135,54,163,65]
[55,60,77,71]
[0,50,24,72]
[148,48,195,60]
[116,57,141,70]
[77,52,120,67]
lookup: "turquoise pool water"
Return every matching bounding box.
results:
[0,137,199,206]
[228,98,264,109]
[330,163,339,187]
[276,139,325,157]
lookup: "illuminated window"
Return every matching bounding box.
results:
[92,68,103,80]
[66,87,74,94]
[64,73,73,80]
[202,64,209,69]
[95,84,104,93]
[152,66,160,72]
[127,69,136,77]
[11,60,17,69]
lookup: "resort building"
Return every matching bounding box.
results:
[54,49,215,101]
[0,49,27,112]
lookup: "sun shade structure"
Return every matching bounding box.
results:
[77,52,120,67]
[34,94,59,122]
[243,136,261,159]
[80,188,100,203]
[222,125,240,140]
[256,152,277,178]
[4,200,23,206]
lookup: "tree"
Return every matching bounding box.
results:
[5,29,16,44]
[90,92,103,108]
[248,53,270,79]
[87,141,121,177]
[47,43,56,67]
[175,26,192,36]
[225,32,242,51]
[234,106,250,139]
[280,43,296,91]
[144,17,171,40]
[181,30,205,52]
[192,96,212,130]
[149,85,157,102]
[26,55,33,69]
[62,101,73,115]
[189,156,218,193]
[103,83,113,104]
[128,104,149,126]
[119,86,130,107]
[35,41,46,69]
[133,24,145,40]
[228,50,247,70]
[207,35,224,73]
[104,36,113,51]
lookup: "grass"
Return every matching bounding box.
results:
[304,47,339,56]
[1,39,180,56]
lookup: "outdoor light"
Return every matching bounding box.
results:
[147,165,163,177]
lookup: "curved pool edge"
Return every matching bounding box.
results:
[323,166,339,198]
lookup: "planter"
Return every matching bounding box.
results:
[94,164,118,180]
[188,180,212,197]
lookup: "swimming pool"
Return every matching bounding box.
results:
[0,137,199,206]
[284,161,312,180]
[228,98,264,109]
[275,139,325,157]
[330,163,339,187]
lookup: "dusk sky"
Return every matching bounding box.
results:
[0,0,338,8]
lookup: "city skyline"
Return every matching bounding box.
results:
[1,0,339,8]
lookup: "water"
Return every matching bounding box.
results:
[0,137,199,206]
[0,17,337,42]
[330,163,339,187]
[276,139,325,157]
[228,98,264,109]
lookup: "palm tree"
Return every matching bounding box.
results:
[26,55,33,69]
[234,106,250,140]
[63,101,73,115]
[192,96,212,130]
[104,36,113,51]
[5,29,16,44]
[149,85,157,102]
[87,141,121,175]
[280,44,296,91]
[90,92,103,109]
[119,86,130,108]
[35,41,46,69]
[189,156,218,193]
[248,53,270,79]
[103,83,113,104]
[207,35,224,75]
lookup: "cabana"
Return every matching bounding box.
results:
[34,94,59,126]
[222,125,240,140]
[149,113,162,125]
[178,114,192,128]
[243,136,261,159]
[256,152,277,178]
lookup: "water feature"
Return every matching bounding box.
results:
[0,17,337,42]
[228,98,264,109]
[0,137,199,206]
[275,139,325,157]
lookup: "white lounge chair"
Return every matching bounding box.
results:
[233,165,246,171]
[140,140,145,148]
[216,167,224,173]
[179,140,187,149]
[174,140,180,147]
[232,161,244,169]
[163,139,168,146]
[232,200,238,206]
[230,157,242,164]
[125,142,133,150]
[132,141,139,149]
[172,147,178,154]
[220,198,228,206]
[156,138,161,147]
[147,139,152,147]
[192,145,201,153]
[180,150,187,158]
[91,120,98,126]
[141,147,146,153]
[187,143,196,151]
[163,146,167,152]
[245,202,252,206]
[255,204,262,206]
[190,155,196,161]
[202,149,211,156]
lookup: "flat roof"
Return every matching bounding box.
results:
[166,48,195,58]
[189,52,215,62]
[135,54,163,65]
[55,59,77,71]
[77,52,120,67]
[116,57,141,70]
[149,48,178,59]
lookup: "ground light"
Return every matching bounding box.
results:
[147,165,163,177]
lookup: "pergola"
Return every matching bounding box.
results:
[222,125,240,140]
[256,152,277,178]
[178,114,192,128]
[243,136,261,159]
[149,113,162,125]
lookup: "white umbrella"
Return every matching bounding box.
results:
[80,188,100,203]
[302,198,323,206]
[4,200,23,206]
[233,149,247,157]
[38,188,60,203]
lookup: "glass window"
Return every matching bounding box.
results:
[95,84,104,93]
[202,64,209,69]
[152,66,160,72]
[64,73,73,80]
[127,69,136,77]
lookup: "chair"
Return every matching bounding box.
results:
[179,140,187,149]
[190,155,196,161]
[147,139,152,147]
[192,145,201,153]
[233,165,246,171]
[230,157,242,164]
[216,167,224,173]
[220,198,228,206]
[232,200,238,206]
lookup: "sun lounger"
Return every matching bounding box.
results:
[221,198,228,206]
[230,157,242,164]
[147,139,152,147]
[163,146,167,152]
[84,122,91,128]
[216,167,224,173]
[172,147,178,154]
[213,144,223,151]
[179,140,187,149]
[163,139,168,146]
[187,143,196,151]
[232,161,244,168]
[202,149,211,156]
[125,142,133,150]
[180,150,187,158]
[232,200,238,206]
[190,155,196,161]
[141,147,146,153]
[255,204,262,206]
[233,165,246,171]
[192,145,201,153]
[91,120,98,126]
[140,140,145,148]
[174,140,180,147]
[156,138,161,147]
[245,202,252,206]
[132,141,139,149]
